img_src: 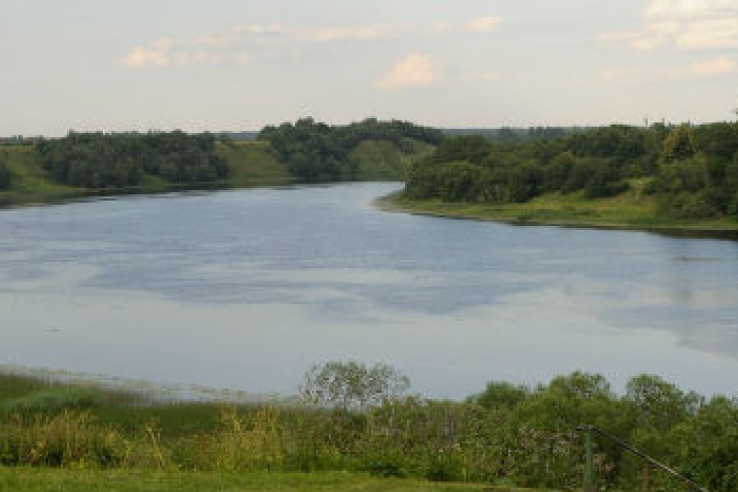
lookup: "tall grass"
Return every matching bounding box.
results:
[1,369,735,490]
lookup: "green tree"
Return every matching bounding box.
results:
[660,124,696,164]
[300,361,411,411]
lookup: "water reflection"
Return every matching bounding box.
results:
[0,183,737,398]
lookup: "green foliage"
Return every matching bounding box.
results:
[2,368,738,490]
[405,122,738,222]
[35,131,229,188]
[467,381,529,412]
[660,124,696,164]
[300,361,410,412]
[258,118,442,181]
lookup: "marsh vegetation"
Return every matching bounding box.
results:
[1,363,736,491]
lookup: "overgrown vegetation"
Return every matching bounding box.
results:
[1,364,736,491]
[406,122,738,221]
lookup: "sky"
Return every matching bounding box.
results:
[1,0,737,136]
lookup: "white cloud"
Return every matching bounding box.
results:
[376,54,437,89]
[118,18,502,70]
[466,17,501,33]
[692,55,737,75]
[645,0,738,19]
[678,18,738,48]
[599,0,738,51]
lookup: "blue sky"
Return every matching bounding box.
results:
[1,0,737,135]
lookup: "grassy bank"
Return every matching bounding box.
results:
[0,142,297,209]
[0,138,427,209]
[0,469,494,492]
[348,139,433,181]
[380,186,738,236]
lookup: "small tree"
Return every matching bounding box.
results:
[300,361,410,412]
[660,124,696,165]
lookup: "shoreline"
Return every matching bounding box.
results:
[376,191,738,240]
[0,177,302,210]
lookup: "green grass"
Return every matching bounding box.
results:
[0,469,498,492]
[381,184,738,234]
[0,146,84,206]
[348,139,433,181]
[215,141,294,185]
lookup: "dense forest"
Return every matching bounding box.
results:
[35,131,229,188]
[257,118,443,181]
[405,123,738,219]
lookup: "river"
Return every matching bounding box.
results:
[1,182,737,399]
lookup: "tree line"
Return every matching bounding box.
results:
[405,122,738,219]
[257,118,444,181]
[35,131,229,188]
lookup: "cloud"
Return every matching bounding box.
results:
[692,55,737,75]
[598,0,738,51]
[119,40,171,68]
[466,17,501,33]
[118,18,502,70]
[678,18,738,48]
[645,0,738,19]
[119,22,406,69]
[376,54,436,89]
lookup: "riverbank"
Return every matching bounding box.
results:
[378,190,738,238]
[0,138,422,210]
[0,142,299,209]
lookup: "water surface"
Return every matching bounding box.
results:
[1,183,737,398]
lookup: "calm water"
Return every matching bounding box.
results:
[1,182,737,399]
